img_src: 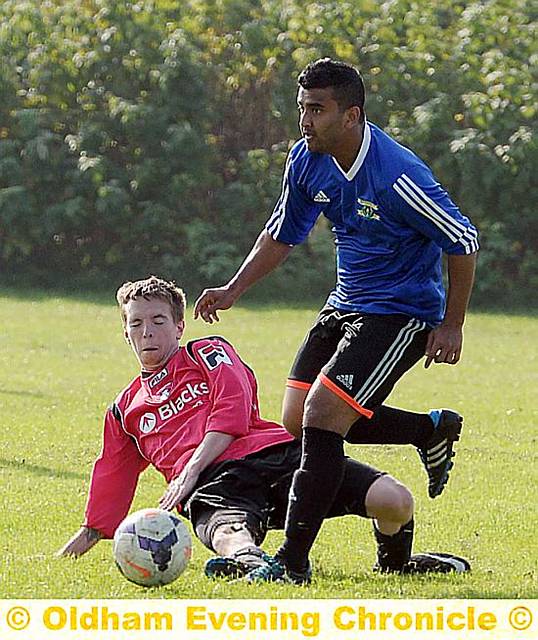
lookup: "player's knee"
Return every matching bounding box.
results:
[366,475,414,524]
[385,480,413,524]
[392,484,414,523]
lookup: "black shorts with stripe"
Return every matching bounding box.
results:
[288,306,429,419]
[185,441,384,550]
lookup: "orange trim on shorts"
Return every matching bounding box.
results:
[286,379,312,391]
[319,373,373,419]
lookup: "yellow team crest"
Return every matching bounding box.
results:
[357,198,380,221]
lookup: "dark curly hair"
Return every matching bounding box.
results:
[298,58,365,120]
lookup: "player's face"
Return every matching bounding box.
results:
[297,86,350,153]
[124,297,184,370]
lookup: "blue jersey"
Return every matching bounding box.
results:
[265,122,479,326]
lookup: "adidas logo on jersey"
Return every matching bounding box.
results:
[314,190,330,203]
[336,374,354,390]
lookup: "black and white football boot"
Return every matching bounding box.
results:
[403,552,471,574]
[374,552,471,575]
[418,409,463,498]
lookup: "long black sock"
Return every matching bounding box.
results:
[346,406,434,448]
[373,519,414,572]
[276,427,345,572]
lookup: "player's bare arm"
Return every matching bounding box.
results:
[159,431,235,510]
[56,526,104,558]
[425,252,477,368]
[194,230,293,323]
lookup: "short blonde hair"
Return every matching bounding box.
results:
[116,275,186,324]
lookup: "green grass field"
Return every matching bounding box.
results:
[0,290,536,599]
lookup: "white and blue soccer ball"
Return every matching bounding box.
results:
[113,508,192,587]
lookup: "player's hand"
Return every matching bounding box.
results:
[159,466,200,511]
[193,286,236,324]
[424,322,463,368]
[55,526,103,558]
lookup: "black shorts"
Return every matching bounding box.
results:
[185,441,384,550]
[288,306,429,419]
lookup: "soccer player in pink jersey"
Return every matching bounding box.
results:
[57,276,469,579]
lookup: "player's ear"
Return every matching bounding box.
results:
[176,320,185,340]
[344,105,361,129]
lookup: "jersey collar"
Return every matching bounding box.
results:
[332,121,371,181]
[140,348,180,383]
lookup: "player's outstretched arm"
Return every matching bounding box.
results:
[425,253,477,368]
[194,230,293,323]
[55,526,104,558]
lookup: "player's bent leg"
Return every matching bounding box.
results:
[320,312,464,499]
[281,385,309,439]
[364,475,415,572]
[195,509,271,580]
[365,475,414,533]
[346,406,434,446]
[364,477,470,575]
[347,407,464,499]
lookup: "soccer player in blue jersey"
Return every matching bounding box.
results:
[195,58,478,583]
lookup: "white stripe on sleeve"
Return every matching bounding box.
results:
[393,173,477,253]
[266,154,292,239]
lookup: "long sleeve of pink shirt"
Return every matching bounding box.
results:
[84,408,149,538]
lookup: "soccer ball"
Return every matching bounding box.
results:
[113,508,192,587]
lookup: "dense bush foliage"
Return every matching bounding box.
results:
[0,0,536,303]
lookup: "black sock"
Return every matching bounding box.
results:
[277,427,345,572]
[346,406,434,448]
[374,519,414,572]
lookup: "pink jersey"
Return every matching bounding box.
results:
[84,337,294,537]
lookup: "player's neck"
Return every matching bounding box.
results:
[331,125,364,172]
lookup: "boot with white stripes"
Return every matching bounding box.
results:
[418,409,463,498]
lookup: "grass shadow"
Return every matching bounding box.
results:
[0,457,86,481]
[0,389,49,399]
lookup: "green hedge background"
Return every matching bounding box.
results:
[1,0,536,304]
